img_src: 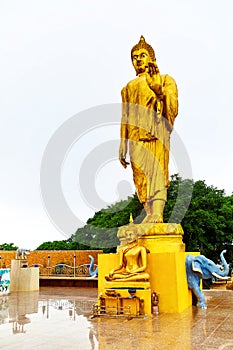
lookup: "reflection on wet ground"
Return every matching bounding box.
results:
[0,287,233,350]
[0,287,98,350]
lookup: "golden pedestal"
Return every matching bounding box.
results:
[137,223,185,253]
[97,223,193,315]
[118,222,185,253]
[147,252,192,312]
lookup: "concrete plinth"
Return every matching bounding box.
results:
[147,252,192,312]
[10,260,39,292]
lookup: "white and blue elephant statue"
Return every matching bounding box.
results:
[89,255,98,277]
[186,250,229,309]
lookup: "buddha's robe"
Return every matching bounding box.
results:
[121,73,178,204]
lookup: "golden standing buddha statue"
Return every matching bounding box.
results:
[119,36,178,223]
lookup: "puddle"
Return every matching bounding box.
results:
[1,288,233,350]
[0,288,98,350]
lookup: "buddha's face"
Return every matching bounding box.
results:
[132,48,151,75]
[125,230,137,243]
[117,227,138,245]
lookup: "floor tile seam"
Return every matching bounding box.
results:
[197,337,233,349]
[198,314,231,346]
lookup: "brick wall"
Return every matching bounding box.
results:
[0,250,103,268]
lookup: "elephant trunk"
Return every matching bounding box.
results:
[212,250,229,279]
[89,255,97,276]
[220,250,229,275]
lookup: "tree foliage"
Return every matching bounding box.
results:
[37,175,233,261]
[0,243,18,251]
[71,175,233,258]
[165,175,233,262]
[71,194,143,253]
[35,238,89,251]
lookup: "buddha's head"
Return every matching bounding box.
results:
[131,36,158,75]
[117,226,138,245]
[125,229,138,243]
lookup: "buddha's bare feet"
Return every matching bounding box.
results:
[141,214,163,224]
[152,214,163,223]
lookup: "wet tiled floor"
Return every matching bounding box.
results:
[0,287,233,349]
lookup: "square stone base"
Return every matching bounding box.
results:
[10,260,39,292]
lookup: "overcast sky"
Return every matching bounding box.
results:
[1,0,233,249]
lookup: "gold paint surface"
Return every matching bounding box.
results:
[119,36,178,223]
[105,233,150,282]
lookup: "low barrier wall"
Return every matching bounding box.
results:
[0,250,103,268]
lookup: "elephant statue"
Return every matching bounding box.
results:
[88,255,98,277]
[16,248,30,260]
[186,250,229,309]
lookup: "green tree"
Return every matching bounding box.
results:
[36,238,89,251]
[38,175,233,261]
[164,175,233,261]
[71,194,143,252]
[164,174,194,223]
[183,181,232,259]
[0,243,18,250]
[36,240,69,250]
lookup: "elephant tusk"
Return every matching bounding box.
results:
[212,272,229,280]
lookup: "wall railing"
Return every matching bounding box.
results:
[30,263,98,278]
